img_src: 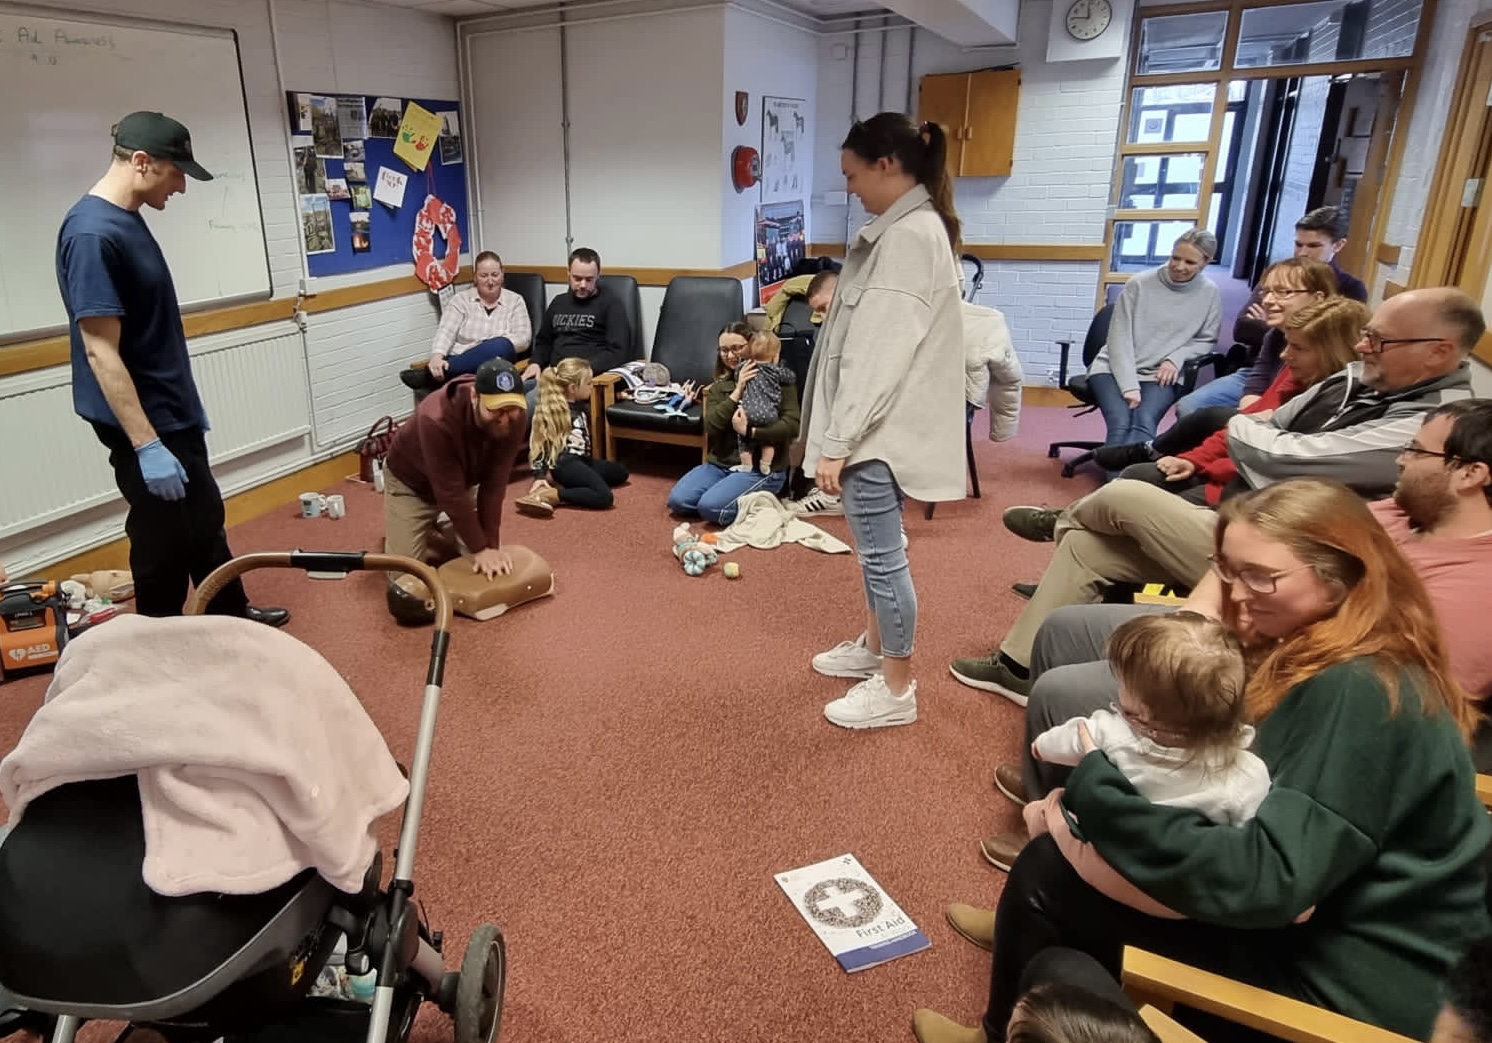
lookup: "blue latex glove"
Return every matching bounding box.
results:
[135,439,188,501]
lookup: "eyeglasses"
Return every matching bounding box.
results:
[1399,441,1455,463]
[1260,287,1309,299]
[1358,329,1446,354]
[1208,554,1313,594]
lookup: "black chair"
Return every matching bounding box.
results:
[1048,302,1231,478]
[597,274,645,361]
[1048,304,1114,478]
[602,276,744,461]
[777,301,818,501]
[503,271,547,338]
[960,254,984,302]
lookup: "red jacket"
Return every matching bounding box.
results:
[1180,368,1300,506]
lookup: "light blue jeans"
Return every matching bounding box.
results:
[666,463,786,525]
[1175,368,1248,418]
[841,460,916,659]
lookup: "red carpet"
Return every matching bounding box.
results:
[0,406,1102,1043]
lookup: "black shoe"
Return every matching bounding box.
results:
[399,367,434,390]
[246,605,290,628]
[1093,442,1156,471]
[1011,582,1037,600]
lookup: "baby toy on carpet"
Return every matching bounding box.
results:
[671,523,719,577]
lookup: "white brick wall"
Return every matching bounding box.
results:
[812,0,1125,380]
[1363,0,1425,59]
[1378,0,1484,295]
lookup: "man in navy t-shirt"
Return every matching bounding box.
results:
[55,112,287,625]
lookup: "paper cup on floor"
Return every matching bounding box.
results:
[326,494,346,520]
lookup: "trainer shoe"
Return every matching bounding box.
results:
[1011,581,1037,600]
[1093,441,1156,471]
[1002,505,1060,542]
[790,487,844,517]
[949,654,1033,706]
[824,674,917,729]
[812,632,882,679]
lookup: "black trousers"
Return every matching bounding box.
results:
[92,424,249,618]
[551,454,628,510]
[986,835,1283,1043]
[1152,404,1237,456]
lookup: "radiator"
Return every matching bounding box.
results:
[0,323,310,541]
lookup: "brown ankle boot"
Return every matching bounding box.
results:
[516,483,560,517]
[913,1009,987,1043]
[945,902,994,951]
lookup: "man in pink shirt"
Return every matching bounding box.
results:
[1379,398,1492,760]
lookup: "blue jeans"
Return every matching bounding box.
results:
[1174,368,1248,418]
[840,460,916,659]
[445,337,515,376]
[666,463,786,525]
[1086,374,1179,448]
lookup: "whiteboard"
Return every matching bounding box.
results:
[0,5,271,341]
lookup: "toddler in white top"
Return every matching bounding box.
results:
[1026,611,1271,918]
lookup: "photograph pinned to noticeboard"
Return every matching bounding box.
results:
[326,178,350,203]
[350,183,372,210]
[350,211,371,254]
[292,138,326,196]
[438,111,463,165]
[300,194,334,255]
[337,96,368,141]
[394,102,443,172]
[294,93,313,132]
[369,97,403,138]
[310,96,342,158]
[344,161,366,183]
[343,140,366,164]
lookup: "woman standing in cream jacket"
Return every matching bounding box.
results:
[801,112,967,730]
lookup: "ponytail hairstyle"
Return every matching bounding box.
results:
[529,357,592,467]
[841,112,961,254]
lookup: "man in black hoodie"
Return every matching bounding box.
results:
[524,247,633,385]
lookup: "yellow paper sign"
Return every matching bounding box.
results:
[393,102,443,172]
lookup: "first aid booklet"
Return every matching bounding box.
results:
[775,853,931,973]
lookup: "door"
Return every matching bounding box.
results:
[918,73,970,177]
[963,70,1020,177]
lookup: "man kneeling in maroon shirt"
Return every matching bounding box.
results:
[382,358,527,617]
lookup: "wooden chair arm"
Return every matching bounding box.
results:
[1477,772,1492,810]
[1137,1005,1207,1043]
[592,370,623,408]
[1121,948,1417,1043]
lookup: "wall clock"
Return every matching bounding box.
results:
[1065,0,1112,41]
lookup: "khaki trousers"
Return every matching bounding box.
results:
[383,473,473,592]
[1000,480,1218,665]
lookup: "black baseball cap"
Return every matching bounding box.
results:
[474,358,528,413]
[113,112,213,181]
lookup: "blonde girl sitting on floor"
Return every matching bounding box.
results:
[516,358,629,517]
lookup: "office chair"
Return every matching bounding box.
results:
[1048,304,1115,478]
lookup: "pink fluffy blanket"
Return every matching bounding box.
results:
[0,614,409,897]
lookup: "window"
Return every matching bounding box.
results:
[1125,84,1218,146]
[1136,11,1229,75]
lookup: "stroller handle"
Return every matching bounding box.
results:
[186,551,453,632]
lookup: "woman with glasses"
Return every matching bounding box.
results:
[664,322,799,525]
[1119,296,1369,505]
[1083,229,1222,476]
[912,478,1489,1043]
[400,251,533,390]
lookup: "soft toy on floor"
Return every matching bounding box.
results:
[68,569,134,602]
[672,523,719,577]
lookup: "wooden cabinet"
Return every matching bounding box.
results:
[917,68,1021,178]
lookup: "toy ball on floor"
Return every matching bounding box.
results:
[672,522,719,577]
[723,562,741,579]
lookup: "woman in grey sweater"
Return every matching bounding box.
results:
[800,112,967,730]
[1087,230,1221,465]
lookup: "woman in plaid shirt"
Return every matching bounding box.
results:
[401,251,532,389]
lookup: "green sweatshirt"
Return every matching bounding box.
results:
[702,377,800,471]
[1066,659,1490,1039]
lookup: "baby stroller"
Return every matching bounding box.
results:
[0,551,505,1043]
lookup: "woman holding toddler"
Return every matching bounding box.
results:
[913,478,1490,1043]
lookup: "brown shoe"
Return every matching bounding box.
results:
[515,483,560,517]
[913,1009,987,1043]
[979,831,1028,872]
[993,764,1027,807]
[944,902,994,951]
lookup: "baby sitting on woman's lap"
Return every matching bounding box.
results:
[732,331,795,475]
[1026,611,1274,919]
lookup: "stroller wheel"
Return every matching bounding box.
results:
[454,924,505,1043]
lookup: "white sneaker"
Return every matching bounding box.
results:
[824,675,918,729]
[812,632,882,679]
[790,488,844,517]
